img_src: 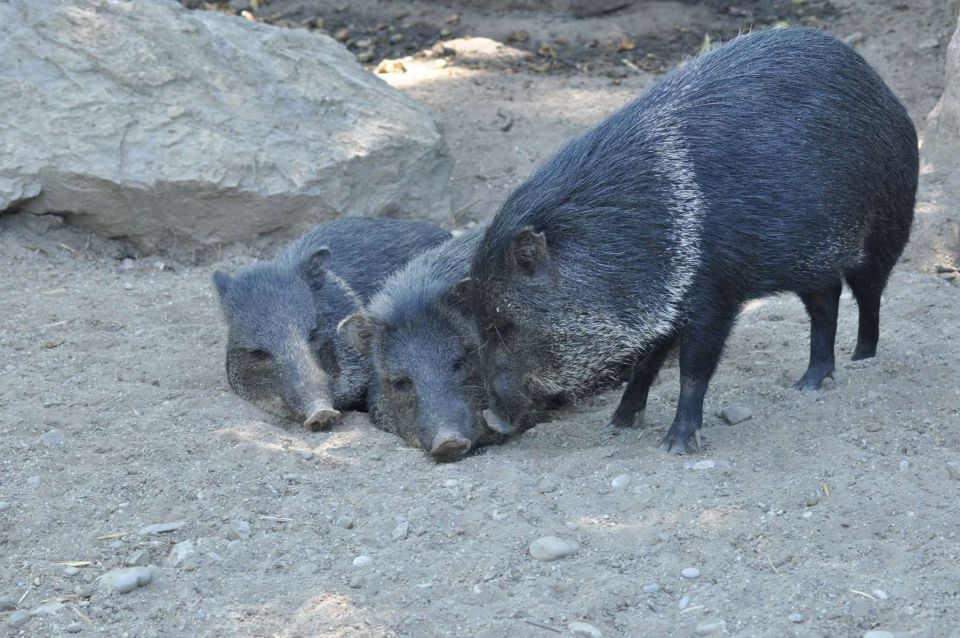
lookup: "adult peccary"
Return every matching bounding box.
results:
[467,28,918,454]
[338,225,511,461]
[213,218,450,430]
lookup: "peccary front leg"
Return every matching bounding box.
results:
[659,310,737,455]
[793,283,842,391]
[604,336,675,431]
[331,337,369,411]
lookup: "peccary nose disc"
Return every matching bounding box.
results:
[303,401,341,431]
[482,409,516,435]
[430,434,472,461]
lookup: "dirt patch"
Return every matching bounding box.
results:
[2,1,959,636]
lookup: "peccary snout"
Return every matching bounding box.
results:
[430,430,473,461]
[303,400,342,431]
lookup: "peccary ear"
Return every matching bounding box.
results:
[444,277,475,313]
[299,247,331,283]
[212,271,232,299]
[511,227,547,276]
[337,312,374,355]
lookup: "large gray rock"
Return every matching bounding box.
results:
[0,0,451,256]
[917,20,960,269]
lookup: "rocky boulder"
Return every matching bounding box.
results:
[0,0,451,257]
[916,19,960,270]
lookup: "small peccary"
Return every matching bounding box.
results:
[213,218,450,430]
[468,28,917,454]
[338,225,510,461]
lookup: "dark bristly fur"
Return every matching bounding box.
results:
[213,218,450,428]
[339,225,506,461]
[469,28,918,453]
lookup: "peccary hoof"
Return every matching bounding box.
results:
[303,405,342,431]
[658,429,702,455]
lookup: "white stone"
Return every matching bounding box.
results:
[528,536,579,562]
[99,566,153,594]
[568,621,603,637]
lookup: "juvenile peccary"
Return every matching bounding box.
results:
[338,225,511,461]
[468,28,917,454]
[213,218,450,430]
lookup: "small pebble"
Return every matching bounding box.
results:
[26,475,40,486]
[491,510,510,521]
[138,521,185,535]
[40,429,64,447]
[348,574,364,588]
[165,540,196,568]
[299,450,314,461]
[681,567,701,579]
[946,462,960,481]
[335,516,355,529]
[695,620,724,636]
[568,621,603,637]
[872,589,888,600]
[65,622,82,633]
[123,282,133,291]
[7,610,30,627]
[611,474,631,489]
[678,595,690,610]
[392,520,409,541]
[121,258,136,270]
[863,631,895,638]
[690,460,715,470]
[110,540,125,550]
[125,549,150,567]
[788,613,804,623]
[899,459,909,472]
[642,582,660,594]
[64,566,80,576]
[442,479,460,488]
[0,502,10,513]
[99,567,152,594]
[226,519,251,541]
[537,477,557,493]
[0,596,16,611]
[528,536,579,562]
[352,555,372,568]
[717,404,752,425]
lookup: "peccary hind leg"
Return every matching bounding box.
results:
[793,282,842,391]
[659,309,737,455]
[604,337,675,431]
[846,268,888,361]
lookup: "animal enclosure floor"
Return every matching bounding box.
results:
[2,0,959,635]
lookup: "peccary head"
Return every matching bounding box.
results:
[470,225,629,429]
[339,274,508,462]
[213,248,344,430]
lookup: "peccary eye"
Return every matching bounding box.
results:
[453,355,467,372]
[392,376,413,392]
[247,348,271,362]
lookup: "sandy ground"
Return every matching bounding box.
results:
[2,1,960,637]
